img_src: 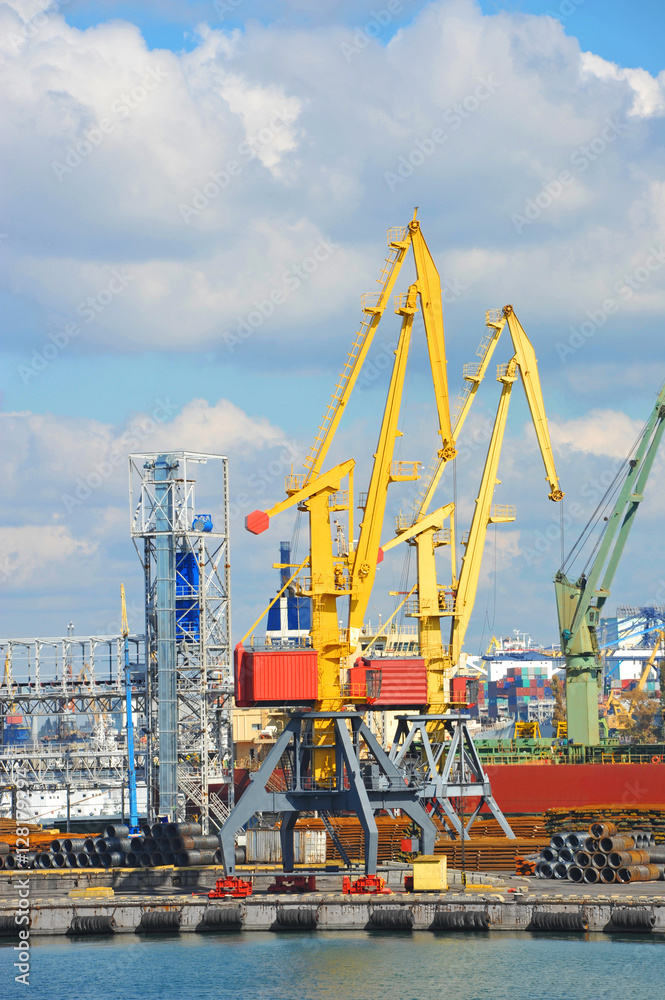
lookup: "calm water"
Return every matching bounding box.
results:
[1,931,663,1000]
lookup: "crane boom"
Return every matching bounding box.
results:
[555,381,665,744]
[503,306,563,501]
[348,286,419,640]
[450,359,517,663]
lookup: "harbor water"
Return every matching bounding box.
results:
[1,931,663,1000]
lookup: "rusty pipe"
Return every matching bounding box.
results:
[575,851,591,867]
[590,822,618,839]
[608,850,650,868]
[599,835,634,853]
[583,866,599,884]
[600,866,616,884]
[592,852,608,869]
[568,865,585,883]
[618,864,663,883]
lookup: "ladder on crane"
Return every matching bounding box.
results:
[303,231,410,482]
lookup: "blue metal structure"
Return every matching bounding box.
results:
[266,541,311,638]
[130,452,232,828]
[154,455,178,819]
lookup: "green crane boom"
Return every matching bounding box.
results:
[554,382,665,744]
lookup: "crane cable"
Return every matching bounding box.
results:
[559,416,648,575]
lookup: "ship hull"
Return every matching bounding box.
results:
[484,761,665,814]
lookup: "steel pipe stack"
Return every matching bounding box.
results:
[533,821,665,883]
[0,822,222,871]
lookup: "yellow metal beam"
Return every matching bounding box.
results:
[348,285,418,641]
[450,359,518,663]
[240,557,310,646]
[246,460,355,534]
[504,305,564,502]
[381,502,455,553]
[410,220,455,462]
[417,315,506,519]
[305,231,412,483]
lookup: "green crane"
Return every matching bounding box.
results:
[554,382,665,744]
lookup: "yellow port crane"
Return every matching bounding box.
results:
[242,221,563,737]
[603,629,664,730]
[381,306,563,712]
[245,212,456,713]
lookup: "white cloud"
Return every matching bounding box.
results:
[1,0,665,364]
[580,52,665,119]
[550,409,643,458]
[0,524,97,589]
[0,396,296,624]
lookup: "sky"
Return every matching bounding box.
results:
[2,0,665,656]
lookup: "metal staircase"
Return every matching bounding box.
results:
[178,770,230,828]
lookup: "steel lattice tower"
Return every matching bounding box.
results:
[130,452,233,828]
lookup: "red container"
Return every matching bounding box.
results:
[348,665,370,698]
[234,644,318,706]
[365,658,427,707]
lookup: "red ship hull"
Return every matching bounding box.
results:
[484,761,665,814]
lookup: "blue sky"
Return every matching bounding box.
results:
[2,0,665,653]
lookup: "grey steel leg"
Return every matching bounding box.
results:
[280,810,298,872]
[217,724,297,874]
[336,720,379,875]
[485,796,515,838]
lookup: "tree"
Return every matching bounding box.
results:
[550,674,566,722]
[624,690,661,744]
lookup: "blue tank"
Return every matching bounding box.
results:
[176,549,200,641]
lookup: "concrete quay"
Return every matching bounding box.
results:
[1,880,664,937]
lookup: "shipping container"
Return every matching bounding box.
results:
[234,644,318,706]
[245,829,326,864]
[360,658,428,707]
